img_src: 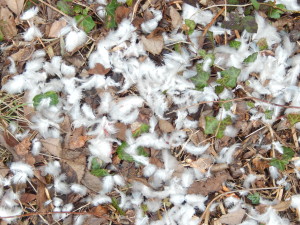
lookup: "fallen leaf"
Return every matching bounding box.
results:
[0,7,17,39]
[272,200,291,212]
[88,63,110,75]
[5,0,24,15]
[190,157,213,173]
[219,208,245,225]
[188,171,232,196]
[252,158,270,173]
[158,120,174,133]
[63,154,86,183]
[169,6,182,29]
[115,122,127,141]
[41,138,62,157]
[90,205,109,217]
[48,19,67,38]
[10,47,33,62]
[81,172,102,193]
[69,135,90,150]
[0,162,9,177]
[141,35,164,55]
[14,137,31,156]
[20,193,36,204]
[115,6,130,24]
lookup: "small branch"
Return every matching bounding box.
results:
[202,7,225,37]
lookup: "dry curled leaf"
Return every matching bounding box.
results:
[90,205,109,217]
[169,6,182,29]
[88,63,110,75]
[219,208,246,225]
[0,7,17,39]
[158,119,174,133]
[14,137,31,156]
[48,19,67,38]
[272,200,291,212]
[68,135,90,150]
[141,35,164,55]
[5,0,24,15]
[41,138,62,157]
[115,6,131,24]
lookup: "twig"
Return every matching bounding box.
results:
[202,7,225,37]
[198,186,281,224]
[131,0,143,22]
[36,0,71,18]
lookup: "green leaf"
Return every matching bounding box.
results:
[264,109,274,120]
[75,15,95,33]
[282,146,294,160]
[174,43,181,53]
[204,116,232,138]
[229,40,241,49]
[137,146,149,157]
[242,16,258,33]
[106,0,120,29]
[243,52,258,63]
[228,0,239,4]
[198,50,215,66]
[270,158,288,171]
[91,157,101,170]
[73,5,83,14]
[112,197,125,215]
[33,91,59,108]
[250,0,260,10]
[247,192,260,204]
[219,99,232,111]
[185,19,196,35]
[191,64,210,90]
[132,124,150,138]
[268,4,286,19]
[287,114,300,126]
[217,67,241,88]
[116,142,134,162]
[91,168,110,177]
[246,101,255,108]
[57,0,73,15]
[257,38,268,51]
[215,85,224,94]
[0,29,3,41]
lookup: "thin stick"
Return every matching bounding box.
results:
[198,186,281,224]
[37,0,71,18]
[131,0,143,22]
[202,7,225,37]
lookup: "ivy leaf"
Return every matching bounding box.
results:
[205,116,232,138]
[264,109,274,120]
[216,116,232,138]
[106,0,120,28]
[75,15,95,33]
[243,52,258,63]
[116,142,134,162]
[217,67,241,88]
[222,14,257,33]
[282,147,294,160]
[112,197,125,215]
[57,0,73,15]
[91,157,102,170]
[247,193,260,204]
[191,64,210,90]
[229,40,241,49]
[91,168,110,177]
[198,50,215,65]
[73,5,83,14]
[33,91,59,108]
[132,124,150,138]
[215,85,224,94]
[219,99,232,111]
[246,101,255,108]
[268,4,286,19]
[242,16,258,33]
[185,19,196,35]
[250,0,260,10]
[287,114,300,126]
[270,158,288,171]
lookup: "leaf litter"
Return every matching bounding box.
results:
[0,0,300,224]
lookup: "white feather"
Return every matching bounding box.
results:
[20,7,39,20]
[184,143,210,156]
[23,25,42,41]
[10,161,34,184]
[65,30,87,52]
[92,194,112,206]
[70,184,87,195]
[31,138,41,155]
[54,174,71,194]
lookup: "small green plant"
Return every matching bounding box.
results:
[184,19,196,35]
[111,197,125,215]
[267,3,286,19]
[205,116,232,138]
[229,40,241,49]
[33,91,59,108]
[221,14,258,33]
[133,123,150,138]
[191,64,210,90]
[90,157,110,177]
[105,0,120,29]
[247,192,260,204]
[243,52,258,63]
[217,66,241,89]
[287,114,300,126]
[264,109,274,120]
[270,146,294,171]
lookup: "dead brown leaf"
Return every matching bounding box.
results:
[115,6,130,24]
[219,208,246,225]
[169,6,182,29]
[90,205,109,217]
[189,157,213,173]
[41,138,62,157]
[88,63,110,75]
[81,172,102,193]
[69,135,90,150]
[14,137,31,156]
[0,7,17,39]
[5,0,23,15]
[158,120,174,133]
[252,158,270,173]
[20,193,36,204]
[188,171,232,196]
[10,47,33,62]
[115,122,127,141]
[63,154,86,183]
[272,200,291,212]
[141,35,164,55]
[48,19,67,38]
